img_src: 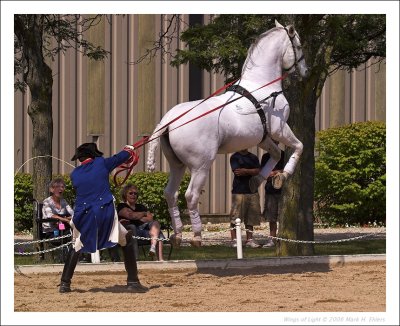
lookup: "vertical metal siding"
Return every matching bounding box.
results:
[14,14,386,216]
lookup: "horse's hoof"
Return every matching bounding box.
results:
[169,233,182,248]
[272,172,287,189]
[190,236,202,247]
[249,175,264,193]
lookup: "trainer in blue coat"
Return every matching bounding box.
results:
[71,150,130,253]
[59,142,148,294]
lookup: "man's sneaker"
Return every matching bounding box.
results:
[149,245,156,257]
[230,240,237,248]
[245,239,261,248]
[262,240,275,248]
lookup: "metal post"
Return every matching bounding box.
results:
[91,250,100,263]
[235,218,243,259]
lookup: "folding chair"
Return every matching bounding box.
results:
[33,199,71,262]
[125,224,173,261]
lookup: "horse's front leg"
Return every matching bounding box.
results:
[271,123,303,189]
[185,168,209,247]
[249,137,281,192]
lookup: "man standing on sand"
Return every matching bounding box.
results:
[59,142,148,293]
[229,149,262,248]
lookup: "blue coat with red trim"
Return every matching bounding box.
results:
[71,150,130,253]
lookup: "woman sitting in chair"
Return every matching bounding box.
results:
[42,178,73,238]
[117,184,164,261]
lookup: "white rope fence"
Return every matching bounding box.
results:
[15,156,386,261]
[14,219,386,260]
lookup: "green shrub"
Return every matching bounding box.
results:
[314,121,386,226]
[14,174,76,233]
[14,173,34,232]
[14,171,191,233]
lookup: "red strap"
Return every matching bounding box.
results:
[128,78,239,151]
[169,74,288,135]
[130,74,287,151]
[113,146,141,187]
[153,78,239,135]
[113,74,287,186]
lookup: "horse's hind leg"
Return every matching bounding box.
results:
[161,135,186,246]
[185,168,210,247]
[164,166,185,232]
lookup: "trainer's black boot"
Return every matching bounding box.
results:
[59,247,80,293]
[127,281,149,293]
[125,226,139,259]
[122,233,148,293]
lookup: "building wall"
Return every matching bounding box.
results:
[14,14,386,215]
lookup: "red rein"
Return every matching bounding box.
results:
[113,145,141,186]
[113,73,288,186]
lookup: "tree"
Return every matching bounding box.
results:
[14,14,109,240]
[152,14,386,255]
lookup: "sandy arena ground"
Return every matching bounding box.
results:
[14,260,385,312]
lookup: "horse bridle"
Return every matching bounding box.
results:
[283,27,305,72]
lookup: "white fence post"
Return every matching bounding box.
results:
[91,250,100,263]
[235,218,243,259]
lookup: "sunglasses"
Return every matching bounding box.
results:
[128,191,138,196]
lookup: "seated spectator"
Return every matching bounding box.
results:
[42,178,73,239]
[117,184,164,261]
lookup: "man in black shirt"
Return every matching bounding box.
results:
[229,149,262,248]
[260,150,285,248]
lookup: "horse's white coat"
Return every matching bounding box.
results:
[147,21,309,241]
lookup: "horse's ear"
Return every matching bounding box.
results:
[287,25,295,38]
[275,20,284,28]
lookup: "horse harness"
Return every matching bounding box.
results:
[226,84,282,142]
[283,27,305,72]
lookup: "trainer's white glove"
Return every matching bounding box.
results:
[124,145,135,151]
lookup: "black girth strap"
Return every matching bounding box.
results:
[268,91,283,109]
[227,84,268,142]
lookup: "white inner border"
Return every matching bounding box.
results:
[2,1,399,325]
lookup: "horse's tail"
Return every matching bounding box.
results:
[146,124,164,172]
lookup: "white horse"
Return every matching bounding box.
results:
[146,20,309,246]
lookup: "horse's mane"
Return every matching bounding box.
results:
[241,27,282,75]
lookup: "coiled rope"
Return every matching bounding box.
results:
[14,155,75,176]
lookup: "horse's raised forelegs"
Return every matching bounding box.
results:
[249,137,281,192]
[271,123,303,189]
[185,169,209,247]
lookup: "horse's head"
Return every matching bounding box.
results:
[275,20,309,79]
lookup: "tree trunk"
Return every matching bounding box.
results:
[277,75,318,256]
[28,56,53,241]
[16,15,54,240]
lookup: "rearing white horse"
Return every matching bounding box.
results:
[147,20,309,246]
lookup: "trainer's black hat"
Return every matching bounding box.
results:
[71,143,103,161]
